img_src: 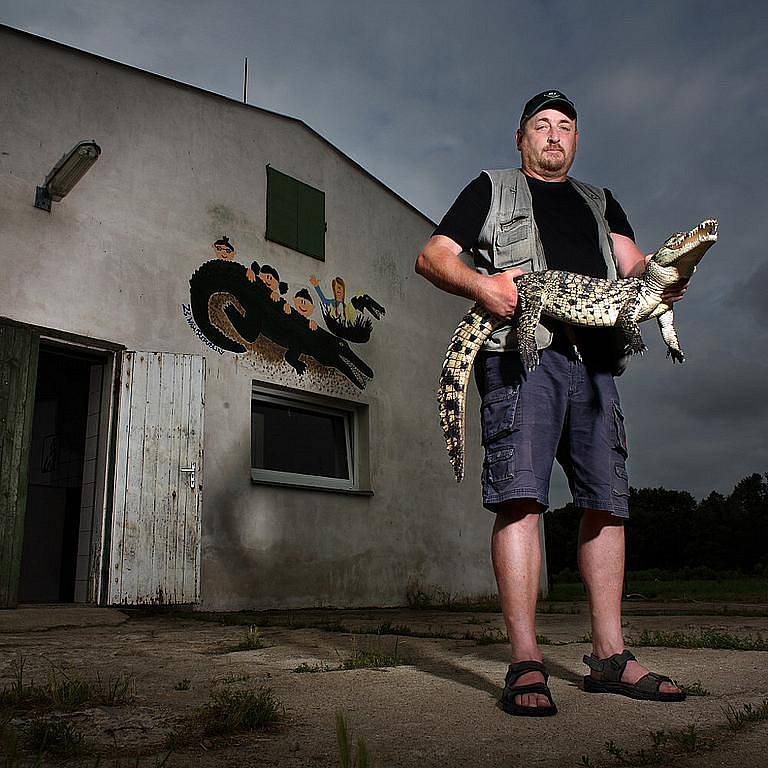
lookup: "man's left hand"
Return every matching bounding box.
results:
[662,277,689,305]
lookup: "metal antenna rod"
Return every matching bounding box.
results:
[243,56,248,103]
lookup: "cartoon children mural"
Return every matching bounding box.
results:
[309,275,386,343]
[186,237,385,387]
[292,288,318,330]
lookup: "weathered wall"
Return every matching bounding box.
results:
[0,26,495,609]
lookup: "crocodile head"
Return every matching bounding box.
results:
[651,218,718,277]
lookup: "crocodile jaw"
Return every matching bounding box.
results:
[652,218,718,274]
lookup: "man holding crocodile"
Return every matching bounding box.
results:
[415,90,692,716]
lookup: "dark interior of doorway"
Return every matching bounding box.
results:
[18,345,105,603]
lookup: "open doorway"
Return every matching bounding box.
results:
[18,344,111,603]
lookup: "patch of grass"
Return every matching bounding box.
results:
[96,671,135,706]
[336,711,373,768]
[339,637,405,670]
[229,624,264,652]
[472,628,507,645]
[0,654,134,712]
[538,603,580,615]
[27,717,90,758]
[200,686,282,736]
[174,678,191,691]
[633,628,768,651]
[681,680,710,697]
[723,699,768,730]
[221,672,249,684]
[293,662,333,674]
[360,621,450,639]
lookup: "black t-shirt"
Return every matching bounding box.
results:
[433,173,635,267]
[433,173,636,363]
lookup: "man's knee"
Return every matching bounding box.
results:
[494,498,544,528]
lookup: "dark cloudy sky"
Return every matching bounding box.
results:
[2,0,766,505]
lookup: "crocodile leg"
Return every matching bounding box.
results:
[515,289,545,372]
[657,309,685,363]
[284,348,307,375]
[616,297,647,356]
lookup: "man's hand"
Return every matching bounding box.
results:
[642,254,690,305]
[477,269,525,318]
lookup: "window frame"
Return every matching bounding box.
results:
[250,383,366,493]
[265,165,326,261]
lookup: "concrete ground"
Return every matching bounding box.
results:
[1,603,767,767]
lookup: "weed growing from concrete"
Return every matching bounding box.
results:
[27,717,90,758]
[336,711,373,768]
[633,628,768,651]
[472,628,507,645]
[339,637,405,670]
[723,699,768,730]
[294,662,333,674]
[0,654,134,712]
[200,686,282,735]
[174,679,191,691]
[221,672,250,684]
[231,624,264,651]
[364,621,450,639]
[681,680,710,696]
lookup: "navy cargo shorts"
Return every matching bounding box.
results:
[474,344,630,517]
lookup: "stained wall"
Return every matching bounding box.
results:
[0,25,495,609]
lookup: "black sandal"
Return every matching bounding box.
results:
[499,660,558,716]
[582,650,686,702]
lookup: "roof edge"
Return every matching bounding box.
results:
[0,22,437,227]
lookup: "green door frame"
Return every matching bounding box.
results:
[0,321,40,608]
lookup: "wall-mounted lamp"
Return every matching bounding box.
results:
[34,140,102,212]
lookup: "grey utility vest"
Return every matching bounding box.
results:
[472,168,620,352]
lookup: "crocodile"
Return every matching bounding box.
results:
[438,218,718,482]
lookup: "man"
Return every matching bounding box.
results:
[415,90,687,716]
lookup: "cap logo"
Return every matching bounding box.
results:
[544,91,561,97]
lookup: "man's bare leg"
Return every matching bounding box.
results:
[578,508,680,693]
[492,499,551,709]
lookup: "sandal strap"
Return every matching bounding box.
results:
[501,681,555,706]
[582,650,636,682]
[634,671,674,694]
[505,660,548,686]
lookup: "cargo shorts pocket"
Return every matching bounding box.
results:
[483,447,515,487]
[480,386,521,446]
[612,402,628,458]
[611,402,630,499]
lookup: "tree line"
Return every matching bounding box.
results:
[543,472,768,577]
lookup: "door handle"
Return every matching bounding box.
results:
[180,463,196,489]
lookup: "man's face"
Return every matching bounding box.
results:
[516,108,578,179]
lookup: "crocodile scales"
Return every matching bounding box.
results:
[438,218,718,482]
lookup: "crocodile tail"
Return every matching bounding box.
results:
[437,304,498,482]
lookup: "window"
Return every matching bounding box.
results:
[265,166,326,261]
[251,385,367,492]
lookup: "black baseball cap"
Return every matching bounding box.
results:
[520,90,577,127]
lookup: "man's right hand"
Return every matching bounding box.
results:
[477,269,524,319]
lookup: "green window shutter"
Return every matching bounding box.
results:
[297,183,325,260]
[266,167,298,251]
[265,166,325,261]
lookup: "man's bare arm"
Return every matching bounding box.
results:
[415,235,522,318]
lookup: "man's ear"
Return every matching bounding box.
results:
[515,128,523,150]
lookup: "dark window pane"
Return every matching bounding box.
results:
[251,400,349,479]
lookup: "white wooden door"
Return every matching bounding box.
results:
[108,351,205,605]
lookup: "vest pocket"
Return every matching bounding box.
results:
[494,216,533,270]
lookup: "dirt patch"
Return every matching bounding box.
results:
[2,605,768,766]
